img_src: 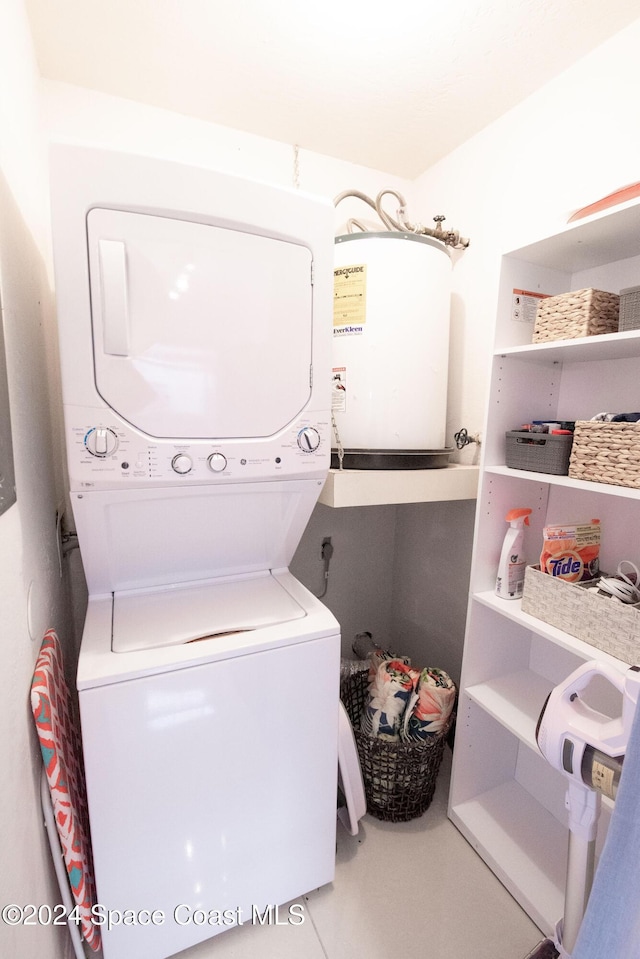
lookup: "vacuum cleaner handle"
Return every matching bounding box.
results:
[558,660,630,755]
[561,660,625,695]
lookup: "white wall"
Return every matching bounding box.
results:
[415,17,640,448]
[0,3,73,958]
[41,80,416,227]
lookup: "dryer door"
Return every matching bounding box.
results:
[87,208,313,439]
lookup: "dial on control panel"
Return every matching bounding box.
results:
[171,453,193,475]
[207,452,227,473]
[85,427,119,458]
[297,427,321,452]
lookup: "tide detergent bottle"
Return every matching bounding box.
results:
[495,508,532,600]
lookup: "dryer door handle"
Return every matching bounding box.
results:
[99,239,130,356]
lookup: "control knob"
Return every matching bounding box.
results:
[297,427,321,453]
[207,452,227,473]
[171,453,193,475]
[85,427,118,458]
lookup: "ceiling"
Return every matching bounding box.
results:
[25,0,640,178]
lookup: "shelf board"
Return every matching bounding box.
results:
[484,465,640,500]
[449,779,566,935]
[505,198,640,274]
[495,328,640,364]
[473,591,626,670]
[466,670,552,748]
[318,463,479,508]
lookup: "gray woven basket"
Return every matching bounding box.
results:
[533,288,619,342]
[568,420,640,489]
[505,431,573,475]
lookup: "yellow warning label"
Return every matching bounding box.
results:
[333,264,366,332]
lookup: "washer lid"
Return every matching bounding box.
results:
[112,571,306,653]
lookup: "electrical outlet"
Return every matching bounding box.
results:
[321,536,332,559]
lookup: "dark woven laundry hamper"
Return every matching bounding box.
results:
[340,668,451,823]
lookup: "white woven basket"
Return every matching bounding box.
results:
[533,288,619,342]
[568,420,640,489]
[619,285,640,331]
[522,566,640,664]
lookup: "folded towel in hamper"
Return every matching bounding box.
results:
[402,667,456,742]
[366,648,411,683]
[361,659,420,741]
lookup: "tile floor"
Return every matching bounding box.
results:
[175,747,545,959]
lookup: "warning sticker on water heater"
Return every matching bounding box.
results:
[332,367,347,412]
[334,264,366,335]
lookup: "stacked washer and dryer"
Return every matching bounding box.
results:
[49,145,341,959]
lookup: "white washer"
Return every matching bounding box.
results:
[50,146,339,959]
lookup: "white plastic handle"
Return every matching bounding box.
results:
[562,660,628,753]
[561,659,626,699]
[99,239,129,356]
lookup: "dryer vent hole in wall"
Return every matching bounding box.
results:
[316,537,334,599]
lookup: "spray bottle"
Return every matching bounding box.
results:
[495,508,532,600]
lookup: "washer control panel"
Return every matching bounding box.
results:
[66,405,330,490]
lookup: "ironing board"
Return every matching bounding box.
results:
[30,628,101,955]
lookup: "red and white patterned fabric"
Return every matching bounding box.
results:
[30,628,101,951]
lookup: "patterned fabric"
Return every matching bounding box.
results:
[361,658,420,741]
[30,629,101,951]
[402,667,456,742]
[366,649,411,685]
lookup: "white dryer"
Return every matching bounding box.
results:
[49,146,340,959]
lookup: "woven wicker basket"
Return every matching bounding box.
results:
[533,288,619,342]
[619,285,640,331]
[568,420,640,489]
[522,565,640,665]
[340,669,450,823]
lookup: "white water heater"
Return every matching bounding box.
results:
[332,232,452,469]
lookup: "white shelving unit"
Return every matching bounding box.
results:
[448,199,640,935]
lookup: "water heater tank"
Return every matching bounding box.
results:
[332,232,452,469]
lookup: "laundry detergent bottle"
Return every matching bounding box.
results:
[495,508,532,600]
